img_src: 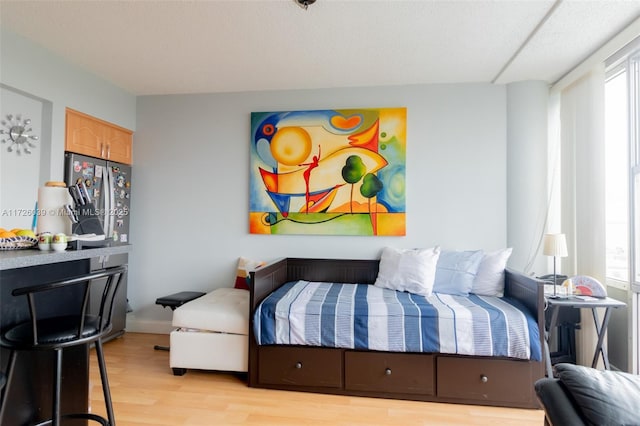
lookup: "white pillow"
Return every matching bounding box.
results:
[432,249,484,296]
[374,246,441,297]
[471,248,513,297]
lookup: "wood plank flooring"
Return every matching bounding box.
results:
[89,333,544,425]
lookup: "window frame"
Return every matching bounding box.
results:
[604,39,640,374]
[631,51,640,293]
[605,63,631,290]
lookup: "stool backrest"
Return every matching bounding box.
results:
[9,265,127,348]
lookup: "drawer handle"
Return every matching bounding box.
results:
[295,362,303,369]
[480,374,488,383]
[385,368,392,376]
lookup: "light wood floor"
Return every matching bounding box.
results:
[89,333,544,425]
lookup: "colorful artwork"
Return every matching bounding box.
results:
[250,108,406,236]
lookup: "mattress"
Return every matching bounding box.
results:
[254,280,541,361]
[172,287,249,335]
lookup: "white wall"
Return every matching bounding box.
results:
[0,86,46,229]
[0,29,136,193]
[1,28,547,336]
[506,81,550,274]
[129,84,510,330]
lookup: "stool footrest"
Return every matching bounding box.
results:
[33,412,109,426]
[155,291,206,310]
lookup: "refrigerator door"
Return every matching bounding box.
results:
[106,161,132,244]
[64,152,108,234]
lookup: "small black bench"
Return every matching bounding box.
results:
[153,291,206,351]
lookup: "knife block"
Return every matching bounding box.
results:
[72,202,105,236]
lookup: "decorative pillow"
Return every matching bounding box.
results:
[433,249,484,296]
[471,248,513,297]
[234,257,265,290]
[373,246,440,297]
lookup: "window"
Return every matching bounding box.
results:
[605,67,629,285]
[605,41,640,374]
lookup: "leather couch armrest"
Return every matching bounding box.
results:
[534,378,586,426]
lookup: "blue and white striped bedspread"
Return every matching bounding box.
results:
[254,281,541,361]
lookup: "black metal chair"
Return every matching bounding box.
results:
[0,373,5,409]
[0,265,127,426]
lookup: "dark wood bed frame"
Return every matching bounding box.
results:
[249,258,546,409]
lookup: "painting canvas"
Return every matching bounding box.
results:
[250,107,406,236]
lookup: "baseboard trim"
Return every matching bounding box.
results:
[126,316,174,334]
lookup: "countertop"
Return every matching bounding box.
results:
[0,244,132,270]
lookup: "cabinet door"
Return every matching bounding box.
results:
[65,109,104,158]
[65,108,133,164]
[103,125,132,164]
[258,346,343,388]
[345,351,435,395]
[437,356,535,406]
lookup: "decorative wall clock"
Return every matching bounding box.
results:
[0,114,39,155]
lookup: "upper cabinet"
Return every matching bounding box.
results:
[65,108,133,164]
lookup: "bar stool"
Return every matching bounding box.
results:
[0,265,127,426]
[0,372,5,409]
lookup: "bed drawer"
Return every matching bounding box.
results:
[258,346,343,388]
[437,357,533,404]
[345,351,435,395]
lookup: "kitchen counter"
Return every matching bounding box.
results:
[0,244,132,270]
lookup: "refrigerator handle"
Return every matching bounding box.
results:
[103,166,111,238]
[107,166,116,240]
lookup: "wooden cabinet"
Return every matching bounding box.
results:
[65,108,133,164]
[252,345,538,407]
[437,356,534,405]
[258,346,343,388]
[345,351,435,395]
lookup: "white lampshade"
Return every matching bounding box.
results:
[542,233,568,257]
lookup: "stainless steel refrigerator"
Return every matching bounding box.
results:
[64,152,132,340]
[64,152,132,245]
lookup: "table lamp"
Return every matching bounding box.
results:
[543,233,568,297]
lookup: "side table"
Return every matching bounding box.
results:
[545,295,626,376]
[153,291,206,351]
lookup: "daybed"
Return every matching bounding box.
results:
[249,256,546,408]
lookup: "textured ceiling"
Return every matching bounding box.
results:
[1,0,640,96]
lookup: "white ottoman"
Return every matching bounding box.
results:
[169,288,249,375]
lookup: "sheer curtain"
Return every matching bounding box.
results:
[559,65,606,278]
[551,65,606,366]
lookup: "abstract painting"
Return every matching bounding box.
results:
[250,108,406,236]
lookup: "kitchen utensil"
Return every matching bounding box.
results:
[65,204,78,223]
[75,184,86,205]
[81,181,92,203]
[68,186,81,206]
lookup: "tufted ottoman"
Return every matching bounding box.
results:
[169,287,249,376]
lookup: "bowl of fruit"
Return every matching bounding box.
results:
[0,228,38,250]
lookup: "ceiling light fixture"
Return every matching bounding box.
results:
[296,0,316,10]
